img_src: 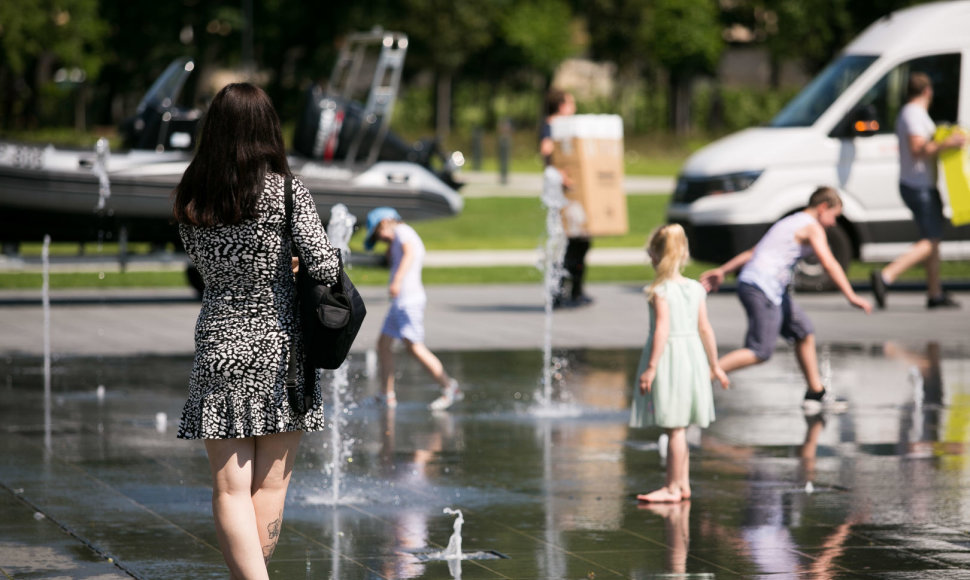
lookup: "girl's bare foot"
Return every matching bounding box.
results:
[637,486,684,503]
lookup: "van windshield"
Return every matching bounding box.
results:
[770,54,878,127]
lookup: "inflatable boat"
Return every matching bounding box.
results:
[0,31,464,249]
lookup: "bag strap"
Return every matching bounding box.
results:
[284,176,300,390]
[284,175,297,258]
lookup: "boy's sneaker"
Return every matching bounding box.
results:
[870,270,887,309]
[802,388,848,415]
[927,293,961,309]
[430,379,464,411]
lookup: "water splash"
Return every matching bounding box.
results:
[529,356,581,418]
[324,204,357,504]
[42,235,52,452]
[536,167,567,408]
[92,138,111,212]
[441,507,464,560]
[819,343,832,390]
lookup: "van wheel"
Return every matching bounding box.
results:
[186,265,205,297]
[793,224,852,292]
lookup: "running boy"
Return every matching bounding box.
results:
[365,207,462,410]
[700,187,872,413]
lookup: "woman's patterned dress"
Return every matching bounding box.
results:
[177,173,340,439]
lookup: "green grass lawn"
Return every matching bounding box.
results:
[4,193,970,290]
[4,257,969,291]
[376,195,666,252]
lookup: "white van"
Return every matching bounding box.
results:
[667,1,970,288]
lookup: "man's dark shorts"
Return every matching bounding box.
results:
[900,182,945,240]
[738,282,814,361]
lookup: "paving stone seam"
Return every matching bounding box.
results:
[0,479,140,579]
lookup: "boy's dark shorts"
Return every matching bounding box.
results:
[900,182,945,241]
[738,282,814,361]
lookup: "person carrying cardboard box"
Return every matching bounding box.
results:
[540,89,628,308]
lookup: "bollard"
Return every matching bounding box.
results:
[498,118,511,185]
[471,127,483,171]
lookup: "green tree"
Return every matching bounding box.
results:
[501,0,575,84]
[0,0,106,129]
[585,0,651,74]
[645,0,723,135]
[394,0,497,140]
[725,0,931,86]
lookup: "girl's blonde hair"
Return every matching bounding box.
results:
[646,224,690,298]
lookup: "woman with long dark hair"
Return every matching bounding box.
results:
[173,82,339,578]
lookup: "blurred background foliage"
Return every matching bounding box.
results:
[0,0,933,168]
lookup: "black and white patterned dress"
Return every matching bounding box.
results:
[177,173,340,439]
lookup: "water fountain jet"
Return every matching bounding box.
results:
[324,203,357,504]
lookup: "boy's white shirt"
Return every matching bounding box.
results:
[388,223,427,306]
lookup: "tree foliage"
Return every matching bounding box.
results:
[0,0,948,136]
[646,0,723,79]
[500,0,575,78]
[0,0,107,128]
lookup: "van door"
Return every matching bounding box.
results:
[830,53,961,248]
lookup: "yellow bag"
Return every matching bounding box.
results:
[934,125,970,226]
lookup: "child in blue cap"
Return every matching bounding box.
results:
[365,207,462,410]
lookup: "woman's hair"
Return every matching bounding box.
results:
[645,224,690,298]
[173,83,291,226]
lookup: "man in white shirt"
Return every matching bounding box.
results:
[871,72,966,309]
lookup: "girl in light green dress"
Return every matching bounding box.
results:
[631,224,729,503]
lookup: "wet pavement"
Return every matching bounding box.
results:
[2,286,970,578]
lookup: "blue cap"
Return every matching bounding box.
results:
[364,207,401,250]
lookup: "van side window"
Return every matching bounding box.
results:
[833,53,961,137]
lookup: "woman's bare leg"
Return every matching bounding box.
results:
[252,431,302,563]
[205,437,269,580]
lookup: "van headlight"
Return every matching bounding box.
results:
[673,170,763,203]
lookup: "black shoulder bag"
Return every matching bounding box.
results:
[284,177,367,414]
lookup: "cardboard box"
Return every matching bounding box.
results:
[551,115,627,237]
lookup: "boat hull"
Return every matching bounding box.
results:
[0,143,463,245]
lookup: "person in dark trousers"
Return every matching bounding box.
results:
[540,88,593,308]
[870,72,966,309]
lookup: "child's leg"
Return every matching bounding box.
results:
[667,427,690,499]
[725,282,780,373]
[718,348,763,373]
[794,333,824,393]
[783,299,822,393]
[377,333,396,398]
[403,339,452,389]
[638,427,688,502]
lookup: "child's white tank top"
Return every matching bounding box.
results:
[738,212,815,304]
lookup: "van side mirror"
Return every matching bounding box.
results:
[849,105,880,137]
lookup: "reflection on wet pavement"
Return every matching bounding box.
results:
[2,343,970,578]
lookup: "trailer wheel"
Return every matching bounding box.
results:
[793,224,852,292]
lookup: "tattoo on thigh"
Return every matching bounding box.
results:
[263,511,283,562]
[268,512,282,539]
